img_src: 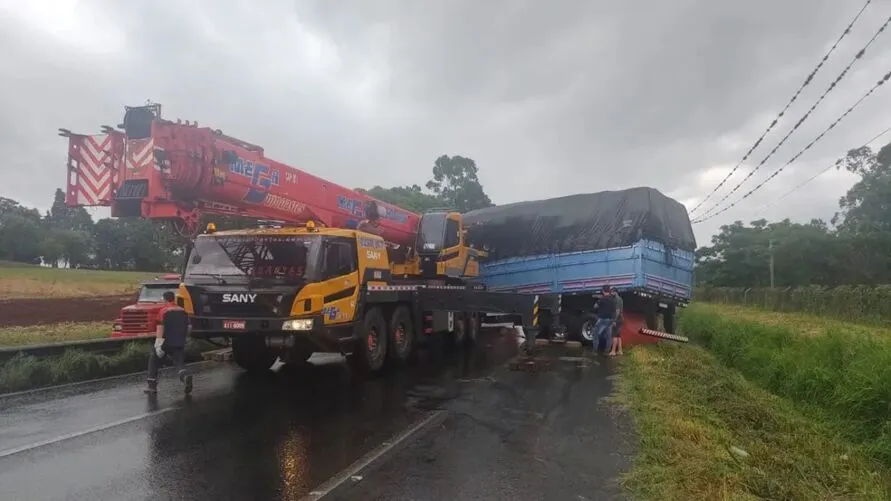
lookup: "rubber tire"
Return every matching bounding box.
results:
[348,307,388,374]
[387,305,415,364]
[579,316,597,347]
[663,304,677,334]
[465,312,479,345]
[568,313,596,346]
[232,335,277,373]
[645,301,659,330]
[451,313,466,345]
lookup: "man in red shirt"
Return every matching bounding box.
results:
[145,291,193,395]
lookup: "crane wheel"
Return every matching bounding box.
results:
[348,307,388,374]
[232,335,277,374]
[387,305,415,364]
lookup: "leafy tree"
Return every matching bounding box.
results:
[425,155,494,212]
[0,209,44,264]
[46,188,93,232]
[833,143,891,235]
[357,185,446,213]
[40,233,64,268]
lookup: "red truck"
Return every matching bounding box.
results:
[111,274,181,338]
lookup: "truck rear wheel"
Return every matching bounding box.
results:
[568,313,596,346]
[451,313,467,345]
[387,305,415,364]
[663,304,677,334]
[232,335,277,374]
[466,313,479,344]
[348,307,388,374]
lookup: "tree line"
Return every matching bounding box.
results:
[695,140,891,287]
[0,155,493,272]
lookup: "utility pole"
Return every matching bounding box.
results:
[769,239,775,289]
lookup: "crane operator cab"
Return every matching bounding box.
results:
[410,211,486,281]
[176,222,392,372]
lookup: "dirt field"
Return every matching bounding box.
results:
[0,296,132,327]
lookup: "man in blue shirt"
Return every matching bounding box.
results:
[594,285,617,355]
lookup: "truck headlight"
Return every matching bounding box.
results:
[113,323,122,332]
[282,319,313,331]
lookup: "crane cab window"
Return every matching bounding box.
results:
[323,238,357,279]
[444,219,460,248]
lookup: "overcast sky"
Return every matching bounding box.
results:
[2,0,891,248]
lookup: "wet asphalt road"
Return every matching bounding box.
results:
[0,331,632,500]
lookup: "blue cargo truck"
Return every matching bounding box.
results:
[475,238,694,342]
[463,187,697,344]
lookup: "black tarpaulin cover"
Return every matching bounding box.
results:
[463,187,696,260]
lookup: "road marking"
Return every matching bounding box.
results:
[300,410,448,501]
[0,407,176,459]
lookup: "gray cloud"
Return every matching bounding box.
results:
[2,0,891,247]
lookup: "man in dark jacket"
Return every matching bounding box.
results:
[145,291,193,395]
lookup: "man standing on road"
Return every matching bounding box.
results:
[145,291,193,395]
[609,292,624,357]
[593,285,617,355]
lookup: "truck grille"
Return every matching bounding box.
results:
[121,310,151,334]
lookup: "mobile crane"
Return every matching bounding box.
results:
[60,103,556,373]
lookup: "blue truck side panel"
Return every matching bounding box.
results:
[476,239,694,302]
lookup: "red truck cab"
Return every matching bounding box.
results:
[111,274,182,337]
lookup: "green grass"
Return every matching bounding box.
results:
[0,322,111,347]
[690,302,891,339]
[681,303,891,465]
[0,339,213,394]
[0,264,157,299]
[618,343,891,500]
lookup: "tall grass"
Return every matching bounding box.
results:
[696,285,891,326]
[618,343,890,500]
[682,303,891,464]
[0,339,212,394]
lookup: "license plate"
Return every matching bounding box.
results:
[223,320,246,330]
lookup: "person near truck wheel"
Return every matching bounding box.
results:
[609,292,624,357]
[593,285,617,355]
[145,291,193,395]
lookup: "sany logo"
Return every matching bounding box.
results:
[221,293,257,303]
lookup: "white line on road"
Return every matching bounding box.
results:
[300,410,448,501]
[0,407,175,460]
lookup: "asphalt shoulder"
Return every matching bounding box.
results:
[331,350,636,501]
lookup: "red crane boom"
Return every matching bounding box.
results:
[59,104,419,246]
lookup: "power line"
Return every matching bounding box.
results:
[688,0,874,216]
[692,68,891,224]
[752,125,891,215]
[693,10,891,221]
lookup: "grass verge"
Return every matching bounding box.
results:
[0,264,156,299]
[682,303,891,465]
[691,302,891,338]
[618,343,891,500]
[0,339,215,394]
[0,322,109,346]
